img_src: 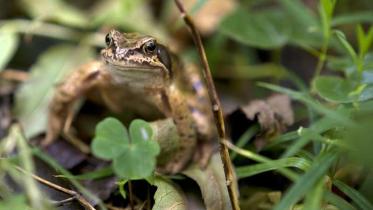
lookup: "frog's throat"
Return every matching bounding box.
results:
[107,64,169,89]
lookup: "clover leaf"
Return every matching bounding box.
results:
[91,117,160,180]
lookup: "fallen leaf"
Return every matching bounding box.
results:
[228,94,294,150]
[183,153,233,210]
[153,177,187,210]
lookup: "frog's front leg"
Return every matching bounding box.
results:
[157,88,198,174]
[42,61,109,149]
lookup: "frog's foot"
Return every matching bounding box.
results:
[194,142,217,169]
[62,131,90,154]
[42,109,90,154]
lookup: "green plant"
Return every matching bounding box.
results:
[91,117,160,180]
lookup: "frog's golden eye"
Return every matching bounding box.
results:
[105,33,113,47]
[143,41,157,54]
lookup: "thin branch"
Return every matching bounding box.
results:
[16,166,96,210]
[128,181,134,210]
[0,69,29,82]
[50,196,77,206]
[173,1,240,209]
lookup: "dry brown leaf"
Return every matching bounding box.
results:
[242,94,293,132]
[172,0,237,35]
[182,153,233,210]
[229,94,293,150]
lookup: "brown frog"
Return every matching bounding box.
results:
[43,29,216,173]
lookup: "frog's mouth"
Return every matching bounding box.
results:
[106,62,168,88]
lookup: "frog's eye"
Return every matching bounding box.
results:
[105,33,112,46]
[143,41,157,54]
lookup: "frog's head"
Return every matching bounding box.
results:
[101,29,172,88]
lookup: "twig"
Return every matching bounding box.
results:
[50,196,77,206]
[128,181,134,210]
[16,166,96,210]
[173,1,240,209]
[0,69,29,82]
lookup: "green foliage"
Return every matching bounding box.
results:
[13,45,94,138]
[236,157,311,178]
[219,0,321,49]
[2,0,373,208]
[333,180,373,210]
[0,27,18,71]
[0,195,28,210]
[313,76,357,102]
[273,150,338,210]
[92,117,160,180]
[20,0,89,28]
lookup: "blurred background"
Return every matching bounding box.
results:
[1,0,373,209]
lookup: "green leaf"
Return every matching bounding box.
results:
[273,150,338,210]
[0,28,18,71]
[360,85,373,101]
[92,117,129,159]
[14,45,94,138]
[313,76,356,103]
[236,157,311,178]
[219,0,321,49]
[92,118,160,180]
[153,177,187,210]
[113,140,159,180]
[129,119,153,143]
[231,63,289,80]
[334,30,358,62]
[20,0,89,28]
[334,180,373,210]
[219,8,289,49]
[357,25,373,57]
[332,12,373,26]
[91,0,167,41]
[0,195,29,210]
[279,0,321,47]
[118,179,128,199]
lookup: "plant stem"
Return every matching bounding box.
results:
[128,181,134,210]
[173,1,240,210]
[313,42,329,81]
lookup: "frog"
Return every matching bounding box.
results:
[43,29,216,174]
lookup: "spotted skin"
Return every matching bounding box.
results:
[44,30,216,174]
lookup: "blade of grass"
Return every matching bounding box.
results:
[281,127,325,158]
[334,179,373,210]
[32,148,107,210]
[273,149,338,210]
[324,191,357,210]
[258,83,355,127]
[231,124,260,160]
[236,157,311,179]
[56,166,114,180]
[303,178,324,210]
[10,125,49,210]
[224,140,299,181]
